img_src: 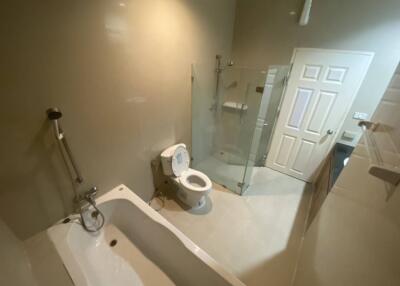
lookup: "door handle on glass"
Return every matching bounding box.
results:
[327,129,334,135]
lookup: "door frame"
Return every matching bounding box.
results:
[266,48,374,182]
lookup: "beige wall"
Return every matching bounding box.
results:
[0,218,36,286]
[232,0,400,147]
[293,66,400,286]
[0,0,236,239]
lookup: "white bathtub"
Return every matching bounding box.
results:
[48,185,245,286]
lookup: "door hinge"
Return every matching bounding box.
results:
[288,62,294,75]
[283,75,289,87]
[283,63,294,87]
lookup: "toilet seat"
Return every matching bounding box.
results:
[171,145,191,177]
[170,145,212,192]
[179,169,212,192]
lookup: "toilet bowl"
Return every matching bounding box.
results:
[161,144,212,209]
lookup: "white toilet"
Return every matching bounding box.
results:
[161,144,212,209]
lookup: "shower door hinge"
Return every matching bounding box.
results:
[237,182,244,188]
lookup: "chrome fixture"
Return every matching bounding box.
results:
[79,187,105,232]
[215,54,234,74]
[211,55,235,113]
[47,108,83,184]
[47,107,104,232]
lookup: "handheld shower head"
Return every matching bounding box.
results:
[47,107,62,120]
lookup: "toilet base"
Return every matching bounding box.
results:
[177,188,207,209]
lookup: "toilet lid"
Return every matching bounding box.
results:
[171,145,190,177]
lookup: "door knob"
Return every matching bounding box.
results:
[327,129,334,135]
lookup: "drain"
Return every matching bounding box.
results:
[110,239,118,247]
[62,218,71,224]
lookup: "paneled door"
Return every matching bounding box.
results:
[266,49,373,182]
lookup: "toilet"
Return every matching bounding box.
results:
[161,144,212,209]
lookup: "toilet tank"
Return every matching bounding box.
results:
[161,143,186,176]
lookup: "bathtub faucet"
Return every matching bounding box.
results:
[83,187,98,205]
[78,186,105,232]
[76,187,98,209]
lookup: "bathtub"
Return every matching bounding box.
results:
[47,185,245,286]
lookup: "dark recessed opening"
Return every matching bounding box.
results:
[110,239,118,247]
[62,218,71,224]
[91,210,99,218]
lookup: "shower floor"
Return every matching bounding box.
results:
[195,156,249,193]
[213,149,247,165]
[159,167,312,286]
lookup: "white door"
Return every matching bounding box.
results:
[266,49,373,182]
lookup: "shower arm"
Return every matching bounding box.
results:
[47,108,84,184]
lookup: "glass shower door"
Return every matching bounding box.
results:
[254,65,290,166]
[191,62,267,194]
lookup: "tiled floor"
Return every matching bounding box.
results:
[158,167,312,286]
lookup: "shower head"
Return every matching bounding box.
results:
[47,107,63,120]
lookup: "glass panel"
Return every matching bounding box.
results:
[192,61,269,194]
[191,62,217,171]
[255,65,290,166]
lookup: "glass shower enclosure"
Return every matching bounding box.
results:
[191,56,288,195]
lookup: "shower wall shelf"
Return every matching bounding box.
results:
[222,101,248,111]
[359,120,400,186]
